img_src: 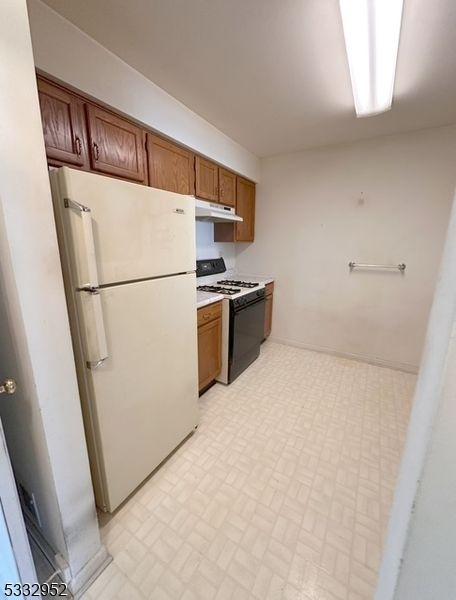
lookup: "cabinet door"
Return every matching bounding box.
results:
[37,78,89,169]
[198,317,222,391]
[195,156,219,202]
[264,294,273,338]
[86,104,146,182]
[219,168,236,207]
[235,177,255,242]
[147,134,194,194]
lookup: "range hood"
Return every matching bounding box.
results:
[195,199,243,223]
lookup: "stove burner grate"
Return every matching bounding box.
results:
[197,285,241,295]
[217,280,259,288]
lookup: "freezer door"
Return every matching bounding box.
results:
[51,167,196,287]
[76,273,199,512]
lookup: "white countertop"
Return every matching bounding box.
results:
[196,290,224,309]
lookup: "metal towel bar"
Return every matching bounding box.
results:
[349,262,406,271]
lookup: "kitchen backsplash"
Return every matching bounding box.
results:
[195,221,236,270]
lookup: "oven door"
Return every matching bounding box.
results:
[229,295,266,383]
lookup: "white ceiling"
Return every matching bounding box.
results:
[40,0,456,157]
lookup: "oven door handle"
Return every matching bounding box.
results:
[232,295,266,313]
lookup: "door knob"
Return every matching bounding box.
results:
[0,379,17,395]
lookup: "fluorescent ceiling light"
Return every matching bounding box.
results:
[339,0,404,117]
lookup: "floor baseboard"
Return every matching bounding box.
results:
[268,336,419,374]
[25,511,111,598]
[25,514,72,595]
[69,546,112,599]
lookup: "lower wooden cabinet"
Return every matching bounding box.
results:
[197,301,222,392]
[264,282,274,339]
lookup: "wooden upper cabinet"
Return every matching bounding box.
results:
[235,177,255,242]
[147,134,194,195]
[85,104,146,183]
[195,156,219,202]
[195,159,236,205]
[37,78,89,169]
[36,75,251,238]
[219,168,236,207]
[214,176,256,242]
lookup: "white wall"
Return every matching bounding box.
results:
[26,0,260,183]
[394,323,456,598]
[236,126,456,371]
[196,222,236,270]
[0,0,108,594]
[376,190,456,599]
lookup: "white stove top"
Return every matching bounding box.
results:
[196,273,265,299]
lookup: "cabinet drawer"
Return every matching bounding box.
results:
[265,282,274,297]
[197,301,222,327]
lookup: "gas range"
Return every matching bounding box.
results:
[197,283,265,309]
[196,258,265,300]
[196,258,267,384]
[196,282,263,300]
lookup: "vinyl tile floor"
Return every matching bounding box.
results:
[81,342,415,600]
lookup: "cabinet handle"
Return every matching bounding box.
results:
[203,314,211,319]
[93,142,100,161]
[74,136,82,156]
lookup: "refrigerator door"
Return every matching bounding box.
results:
[51,167,196,287]
[76,272,199,512]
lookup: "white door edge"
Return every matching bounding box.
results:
[0,419,39,598]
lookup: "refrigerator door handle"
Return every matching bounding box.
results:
[86,358,107,370]
[79,290,109,370]
[64,197,90,213]
[66,198,109,368]
[64,197,99,289]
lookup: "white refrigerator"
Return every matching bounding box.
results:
[51,167,199,513]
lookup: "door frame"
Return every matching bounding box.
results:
[0,419,39,598]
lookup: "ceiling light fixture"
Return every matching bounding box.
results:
[339,0,404,117]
